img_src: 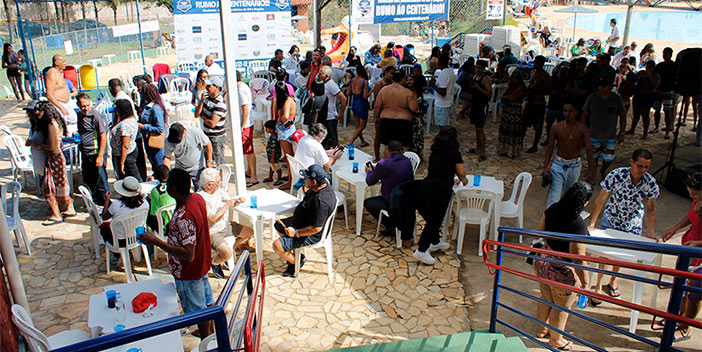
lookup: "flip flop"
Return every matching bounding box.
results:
[262,177,274,183]
[42,218,63,226]
[281,176,289,181]
[550,341,573,351]
[246,181,259,187]
[468,148,478,154]
[61,212,77,218]
[588,296,602,307]
[603,283,621,298]
[479,155,487,161]
[273,180,285,186]
[359,142,370,147]
[278,184,291,191]
[674,329,691,342]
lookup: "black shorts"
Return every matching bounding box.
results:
[379,118,412,147]
[523,103,547,130]
[470,101,488,128]
[321,119,338,149]
[633,93,654,110]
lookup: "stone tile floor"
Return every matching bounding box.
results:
[1,98,700,351]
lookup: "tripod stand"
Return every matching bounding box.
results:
[652,119,683,180]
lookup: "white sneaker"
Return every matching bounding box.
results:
[413,250,436,265]
[428,240,451,252]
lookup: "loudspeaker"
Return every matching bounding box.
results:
[666,164,701,199]
[675,48,702,97]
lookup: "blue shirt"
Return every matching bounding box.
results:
[365,153,414,201]
[139,103,165,136]
[500,55,519,65]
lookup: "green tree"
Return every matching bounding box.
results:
[156,0,173,13]
[108,0,122,25]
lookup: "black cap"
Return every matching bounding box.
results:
[300,164,326,183]
[167,123,185,144]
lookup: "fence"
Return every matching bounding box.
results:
[49,251,265,352]
[484,226,701,351]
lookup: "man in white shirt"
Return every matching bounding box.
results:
[205,55,225,76]
[295,123,343,168]
[611,46,631,68]
[607,19,621,56]
[319,65,346,148]
[628,42,639,61]
[197,168,253,278]
[430,54,455,126]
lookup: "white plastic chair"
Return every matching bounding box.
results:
[449,84,462,126]
[118,71,135,90]
[130,64,150,78]
[250,78,271,132]
[2,181,30,255]
[0,125,12,135]
[176,62,196,74]
[399,64,414,77]
[252,70,275,82]
[11,304,89,352]
[543,63,556,75]
[403,151,420,174]
[168,77,191,95]
[375,209,417,248]
[452,189,495,256]
[287,154,348,228]
[499,172,532,243]
[457,54,471,66]
[489,83,509,123]
[155,203,176,260]
[294,198,339,282]
[3,135,38,190]
[106,208,152,282]
[216,164,232,192]
[61,143,81,194]
[78,186,104,258]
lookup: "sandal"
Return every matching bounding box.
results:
[42,218,64,226]
[273,180,285,186]
[246,181,259,187]
[281,176,289,182]
[674,328,691,342]
[550,340,573,350]
[468,148,478,154]
[359,142,370,147]
[278,184,291,191]
[536,331,550,339]
[588,296,602,307]
[479,155,487,161]
[61,211,77,218]
[262,177,274,183]
[603,283,621,298]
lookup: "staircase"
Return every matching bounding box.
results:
[323,330,528,352]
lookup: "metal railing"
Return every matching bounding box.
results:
[484,226,702,352]
[50,250,265,352]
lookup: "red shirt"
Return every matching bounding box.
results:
[681,200,701,266]
[308,63,320,88]
[167,194,211,280]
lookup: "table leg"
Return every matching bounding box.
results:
[253,217,264,263]
[649,255,663,309]
[491,199,502,241]
[355,184,366,236]
[630,271,645,333]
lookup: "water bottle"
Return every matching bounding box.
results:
[115,293,126,322]
[577,294,587,309]
[73,132,81,144]
[348,144,355,160]
[135,226,145,244]
[292,177,305,191]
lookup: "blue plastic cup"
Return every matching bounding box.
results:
[250,195,257,209]
[473,175,481,187]
[106,290,116,307]
[352,162,359,173]
[113,324,125,333]
[135,226,145,244]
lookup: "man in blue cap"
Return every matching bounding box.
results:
[272,164,337,277]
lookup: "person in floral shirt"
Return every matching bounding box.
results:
[587,148,659,304]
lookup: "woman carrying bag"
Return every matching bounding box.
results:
[139,84,168,169]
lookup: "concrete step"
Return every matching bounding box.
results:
[322,330,527,352]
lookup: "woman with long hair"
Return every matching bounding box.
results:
[25,102,75,225]
[139,84,168,168]
[427,46,441,74]
[404,74,426,156]
[347,66,371,147]
[111,99,142,181]
[346,46,363,68]
[100,176,149,264]
[2,43,25,100]
[534,181,593,350]
[414,126,469,265]
[274,81,297,190]
[191,69,209,106]
[284,45,300,72]
[364,44,382,66]
[497,72,527,158]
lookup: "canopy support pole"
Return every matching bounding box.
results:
[622,0,634,47]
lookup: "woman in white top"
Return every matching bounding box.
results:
[111,99,142,181]
[101,176,149,263]
[284,45,300,84]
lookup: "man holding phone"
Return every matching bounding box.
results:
[295,123,343,168]
[364,140,414,237]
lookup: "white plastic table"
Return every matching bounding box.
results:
[444,175,505,242]
[88,279,180,338]
[87,58,103,68]
[140,180,159,195]
[330,148,374,236]
[103,331,184,352]
[233,188,300,262]
[102,54,116,65]
[587,228,663,333]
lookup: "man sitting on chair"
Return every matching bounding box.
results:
[197,168,253,278]
[272,165,336,277]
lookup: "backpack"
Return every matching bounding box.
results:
[302,95,328,125]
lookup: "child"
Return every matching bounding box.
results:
[263,119,284,186]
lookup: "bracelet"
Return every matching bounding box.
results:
[295,230,300,238]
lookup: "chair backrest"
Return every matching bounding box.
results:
[0,125,12,135]
[11,304,51,352]
[118,71,134,90]
[457,54,471,66]
[1,181,21,219]
[543,47,558,57]
[493,83,508,103]
[453,84,462,106]
[4,135,31,170]
[286,155,307,196]
[252,70,274,82]
[507,172,533,207]
[176,61,196,73]
[399,64,414,77]
[456,189,496,222]
[316,197,340,245]
[169,77,191,94]
[78,185,101,225]
[249,78,270,103]
[403,151,420,174]
[156,203,176,240]
[109,208,149,249]
[130,65,150,79]
[216,164,232,192]
[543,63,556,75]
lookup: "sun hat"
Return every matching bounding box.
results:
[114,176,142,197]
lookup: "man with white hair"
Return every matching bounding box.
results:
[295,123,343,168]
[204,55,224,75]
[197,167,253,278]
[319,65,346,148]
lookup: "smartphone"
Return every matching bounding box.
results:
[365,161,374,170]
[283,120,294,128]
[336,145,346,153]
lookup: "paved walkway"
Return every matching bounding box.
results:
[1,94,699,351]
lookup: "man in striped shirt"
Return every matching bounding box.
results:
[195,75,228,165]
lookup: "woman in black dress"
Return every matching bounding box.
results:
[414,126,469,265]
[2,43,25,100]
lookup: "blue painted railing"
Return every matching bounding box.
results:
[50,250,264,352]
[484,226,702,352]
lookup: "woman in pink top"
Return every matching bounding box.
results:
[662,172,702,341]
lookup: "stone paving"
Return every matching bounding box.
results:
[1,95,700,352]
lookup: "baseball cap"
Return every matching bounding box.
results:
[167,123,185,144]
[205,75,224,88]
[299,164,326,183]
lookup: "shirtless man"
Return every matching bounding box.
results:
[627,60,660,139]
[374,70,418,161]
[45,55,77,126]
[371,66,397,160]
[523,55,552,153]
[543,102,594,207]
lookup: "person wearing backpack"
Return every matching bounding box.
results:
[301,78,328,129]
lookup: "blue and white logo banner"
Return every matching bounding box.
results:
[373,0,449,24]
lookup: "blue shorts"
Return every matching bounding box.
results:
[434,106,451,126]
[276,123,296,143]
[600,212,642,236]
[274,217,320,251]
[590,138,615,162]
[175,275,215,314]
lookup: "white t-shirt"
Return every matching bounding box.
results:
[295,135,329,168]
[108,199,149,240]
[237,82,254,129]
[434,68,456,108]
[197,188,231,236]
[608,26,621,48]
[206,63,224,76]
[324,80,341,121]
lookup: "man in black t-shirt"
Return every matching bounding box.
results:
[652,47,678,139]
[272,164,336,277]
[76,92,109,204]
[268,49,284,73]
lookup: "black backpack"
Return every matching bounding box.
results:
[302,95,328,125]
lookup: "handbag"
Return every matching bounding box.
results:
[147,133,165,149]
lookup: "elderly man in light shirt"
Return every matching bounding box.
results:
[197,168,253,278]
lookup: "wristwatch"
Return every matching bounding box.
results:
[294,230,300,238]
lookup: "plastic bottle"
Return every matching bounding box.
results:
[73,132,81,144]
[115,293,126,322]
[577,294,587,309]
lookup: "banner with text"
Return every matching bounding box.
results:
[173,0,291,74]
[352,0,375,25]
[485,0,504,20]
[373,0,450,24]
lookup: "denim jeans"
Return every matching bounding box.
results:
[209,134,228,165]
[81,153,109,204]
[546,156,581,208]
[144,144,164,170]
